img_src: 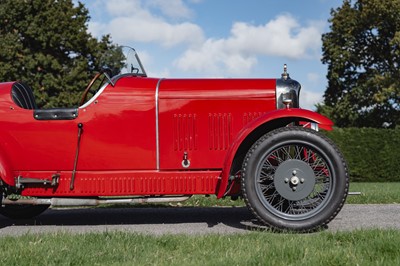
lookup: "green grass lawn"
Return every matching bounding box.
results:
[1,230,399,265]
[163,182,400,207]
[1,183,399,265]
[346,182,400,204]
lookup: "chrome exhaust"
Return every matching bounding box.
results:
[2,196,191,207]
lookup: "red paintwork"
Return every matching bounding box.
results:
[217,108,334,198]
[159,78,276,170]
[0,75,333,198]
[20,170,221,197]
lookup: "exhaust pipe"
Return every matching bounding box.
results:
[348,192,361,195]
[2,196,191,207]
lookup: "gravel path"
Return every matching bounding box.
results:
[0,204,399,236]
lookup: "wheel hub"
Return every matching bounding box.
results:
[274,159,316,201]
[290,175,300,185]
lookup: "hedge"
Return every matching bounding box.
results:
[323,127,400,182]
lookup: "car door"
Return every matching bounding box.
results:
[76,77,159,170]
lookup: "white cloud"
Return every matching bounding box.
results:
[146,0,194,19]
[175,14,324,76]
[229,15,322,58]
[105,0,141,16]
[135,50,171,77]
[85,2,324,78]
[174,39,258,76]
[107,17,203,47]
[300,89,323,110]
[88,0,204,47]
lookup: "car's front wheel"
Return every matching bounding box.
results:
[241,127,349,232]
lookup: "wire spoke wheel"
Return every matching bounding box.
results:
[242,127,348,232]
[257,144,330,219]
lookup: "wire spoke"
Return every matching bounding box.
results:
[280,146,292,160]
[257,143,333,217]
[293,145,304,160]
[260,182,275,195]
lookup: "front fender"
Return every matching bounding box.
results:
[216,108,334,198]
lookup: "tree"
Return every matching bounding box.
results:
[319,0,400,128]
[0,0,123,108]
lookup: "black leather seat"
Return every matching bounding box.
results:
[11,81,79,120]
[11,82,38,110]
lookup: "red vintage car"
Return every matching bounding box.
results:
[0,47,348,231]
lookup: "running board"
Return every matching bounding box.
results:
[2,196,191,207]
[15,174,60,189]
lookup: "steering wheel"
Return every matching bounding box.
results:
[80,72,104,106]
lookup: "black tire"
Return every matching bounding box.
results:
[0,205,49,219]
[241,127,349,232]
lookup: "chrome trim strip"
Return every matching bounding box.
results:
[79,82,109,109]
[155,78,164,170]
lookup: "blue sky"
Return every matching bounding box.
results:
[79,0,344,110]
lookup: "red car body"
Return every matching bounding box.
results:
[0,48,348,231]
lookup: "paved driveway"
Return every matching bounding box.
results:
[0,204,399,236]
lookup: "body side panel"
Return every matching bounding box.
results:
[158,78,276,170]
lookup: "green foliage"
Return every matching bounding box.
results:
[1,230,400,265]
[324,127,400,181]
[321,0,400,128]
[0,0,123,108]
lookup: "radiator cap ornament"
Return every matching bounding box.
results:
[281,64,290,80]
